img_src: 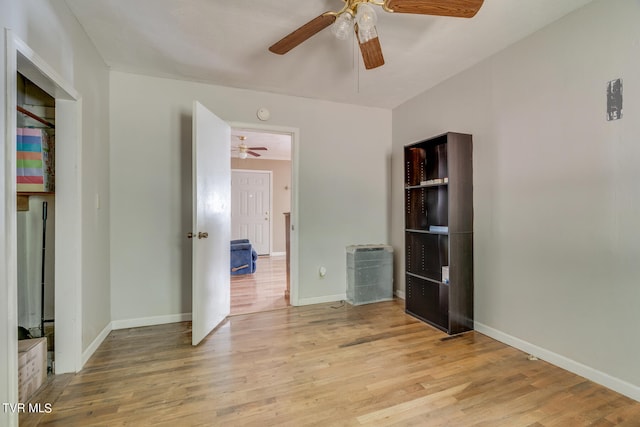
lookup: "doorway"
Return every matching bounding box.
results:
[16,73,56,376]
[229,127,293,315]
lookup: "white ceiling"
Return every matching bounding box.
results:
[64,0,595,110]
[64,0,595,158]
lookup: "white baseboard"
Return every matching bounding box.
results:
[111,313,192,330]
[270,252,286,257]
[297,294,347,306]
[81,322,112,368]
[475,322,640,402]
[395,289,406,300]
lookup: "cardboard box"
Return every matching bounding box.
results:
[18,337,47,401]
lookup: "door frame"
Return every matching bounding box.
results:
[228,122,299,305]
[231,169,273,255]
[3,30,83,406]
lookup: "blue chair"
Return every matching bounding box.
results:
[230,239,258,275]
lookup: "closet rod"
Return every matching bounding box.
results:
[17,105,55,129]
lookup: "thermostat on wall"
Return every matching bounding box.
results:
[257,107,270,121]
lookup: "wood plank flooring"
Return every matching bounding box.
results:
[21,300,640,426]
[230,255,288,315]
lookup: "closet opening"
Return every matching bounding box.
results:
[5,33,82,424]
[16,72,57,398]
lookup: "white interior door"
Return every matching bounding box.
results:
[231,170,271,255]
[191,101,230,346]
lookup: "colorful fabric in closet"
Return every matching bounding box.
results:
[17,128,55,192]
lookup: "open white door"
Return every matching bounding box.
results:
[191,101,231,346]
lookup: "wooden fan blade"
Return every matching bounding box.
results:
[248,147,268,150]
[384,0,484,18]
[247,151,261,157]
[357,28,385,70]
[269,13,337,55]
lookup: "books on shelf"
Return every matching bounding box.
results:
[442,266,450,284]
[419,177,448,186]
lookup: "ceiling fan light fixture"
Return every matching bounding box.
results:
[356,3,377,30]
[269,0,485,69]
[332,12,354,40]
[238,151,248,159]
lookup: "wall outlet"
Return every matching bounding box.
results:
[319,266,327,277]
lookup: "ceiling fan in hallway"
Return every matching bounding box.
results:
[268,0,485,70]
[232,136,268,159]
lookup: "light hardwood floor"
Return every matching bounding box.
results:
[231,255,289,315]
[21,300,640,426]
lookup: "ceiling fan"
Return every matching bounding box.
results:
[269,0,484,70]
[232,136,268,159]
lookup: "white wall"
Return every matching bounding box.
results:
[1,0,110,420]
[391,0,640,398]
[109,71,392,322]
[17,196,56,330]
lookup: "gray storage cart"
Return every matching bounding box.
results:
[346,245,394,305]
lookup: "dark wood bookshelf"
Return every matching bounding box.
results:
[404,132,473,335]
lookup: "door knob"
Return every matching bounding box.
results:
[198,232,209,239]
[187,232,194,239]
